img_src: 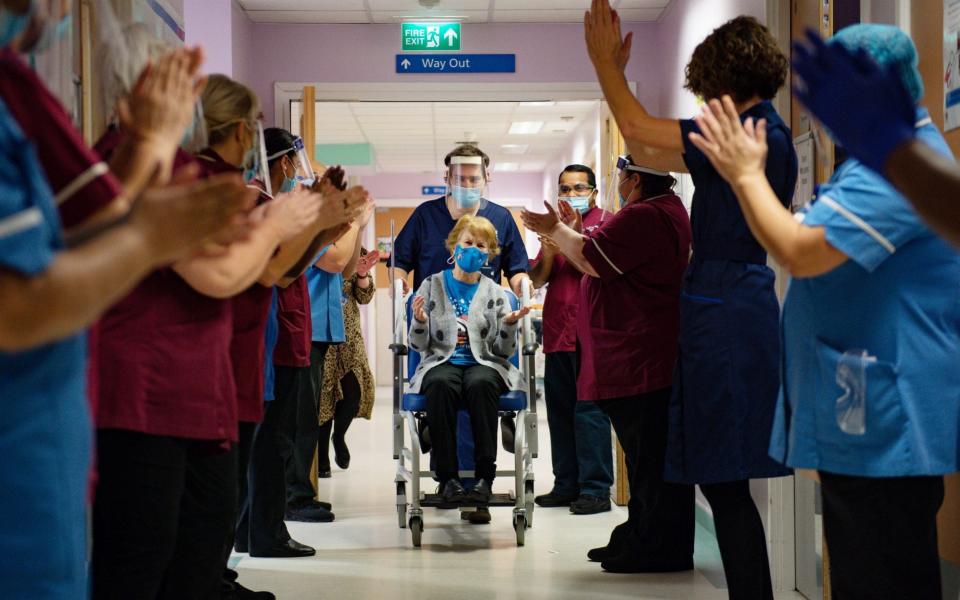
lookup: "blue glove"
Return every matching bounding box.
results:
[792,29,916,173]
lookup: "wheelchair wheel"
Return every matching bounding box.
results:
[410,516,423,547]
[524,481,535,528]
[513,515,526,547]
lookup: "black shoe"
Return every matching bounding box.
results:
[223,581,277,599]
[500,414,516,453]
[250,538,317,558]
[285,505,335,523]
[462,506,491,524]
[587,545,618,562]
[534,490,578,508]
[318,468,332,478]
[570,494,612,515]
[288,499,332,511]
[234,539,249,553]
[441,479,467,505]
[466,479,492,506]
[333,435,350,470]
[600,553,693,574]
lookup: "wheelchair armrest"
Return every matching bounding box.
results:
[389,343,408,356]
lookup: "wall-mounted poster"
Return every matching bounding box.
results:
[793,132,815,212]
[945,0,960,131]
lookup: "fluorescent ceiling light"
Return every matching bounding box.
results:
[500,144,529,155]
[519,101,555,107]
[496,162,520,172]
[509,121,543,135]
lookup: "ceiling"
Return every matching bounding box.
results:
[290,100,600,174]
[238,1,671,24]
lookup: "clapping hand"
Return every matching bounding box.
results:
[557,199,583,233]
[412,296,428,323]
[687,96,769,186]
[356,250,381,277]
[520,201,561,236]
[503,305,531,326]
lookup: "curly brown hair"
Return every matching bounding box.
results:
[684,16,787,104]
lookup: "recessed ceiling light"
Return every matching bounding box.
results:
[519,101,555,107]
[496,163,520,172]
[501,144,529,155]
[509,121,543,135]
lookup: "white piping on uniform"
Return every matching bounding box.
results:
[819,196,896,255]
[0,207,43,239]
[589,237,623,275]
[916,117,933,128]
[55,162,109,206]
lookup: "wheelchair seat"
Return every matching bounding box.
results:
[401,290,528,413]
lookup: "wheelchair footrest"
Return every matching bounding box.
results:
[421,493,517,508]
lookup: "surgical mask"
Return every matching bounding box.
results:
[453,244,487,273]
[451,185,481,209]
[297,176,315,188]
[560,196,590,214]
[0,5,33,47]
[32,13,71,54]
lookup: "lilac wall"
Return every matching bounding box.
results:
[184,0,233,75]
[654,0,766,119]
[242,22,661,126]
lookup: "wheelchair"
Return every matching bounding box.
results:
[390,278,539,547]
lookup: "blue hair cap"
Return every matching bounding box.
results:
[830,23,923,103]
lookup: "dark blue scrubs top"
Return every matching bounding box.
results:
[665,101,796,485]
[393,197,529,292]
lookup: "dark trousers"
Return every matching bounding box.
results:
[318,371,361,471]
[221,422,256,586]
[700,480,774,600]
[423,362,504,484]
[92,429,236,600]
[544,351,614,497]
[236,370,298,552]
[597,389,694,564]
[820,471,944,600]
[286,343,328,507]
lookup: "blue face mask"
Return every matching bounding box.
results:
[560,196,590,214]
[453,244,487,274]
[280,176,297,193]
[0,5,33,47]
[451,185,481,209]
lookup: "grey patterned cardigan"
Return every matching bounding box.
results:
[407,272,524,394]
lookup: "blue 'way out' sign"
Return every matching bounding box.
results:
[396,54,516,74]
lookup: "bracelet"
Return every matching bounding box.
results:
[357,273,370,279]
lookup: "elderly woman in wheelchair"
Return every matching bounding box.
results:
[407,215,530,509]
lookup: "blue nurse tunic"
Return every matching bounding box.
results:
[770,112,960,477]
[665,101,795,485]
[0,98,91,598]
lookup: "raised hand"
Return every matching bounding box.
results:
[316,165,347,194]
[688,96,769,186]
[520,201,561,236]
[357,192,375,228]
[503,305,531,326]
[412,295,428,323]
[557,199,583,233]
[316,186,368,229]
[263,189,323,242]
[130,172,257,264]
[585,0,626,68]
[356,250,381,277]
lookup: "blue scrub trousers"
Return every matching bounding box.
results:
[544,351,614,497]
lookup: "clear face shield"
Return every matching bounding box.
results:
[446,156,488,210]
[606,156,671,209]
[242,120,272,197]
[267,136,315,193]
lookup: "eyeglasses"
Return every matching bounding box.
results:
[558,184,595,195]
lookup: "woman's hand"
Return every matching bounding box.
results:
[585,0,631,70]
[412,295,428,323]
[316,186,368,229]
[315,165,347,194]
[356,249,381,277]
[503,305,531,326]
[538,235,559,257]
[263,189,323,242]
[520,201,561,236]
[688,96,769,186]
[557,199,583,233]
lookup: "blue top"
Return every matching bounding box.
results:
[262,288,279,401]
[0,98,90,597]
[393,197,529,291]
[770,110,960,477]
[680,101,798,263]
[306,245,345,343]
[443,268,480,366]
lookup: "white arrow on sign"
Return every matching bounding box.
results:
[444,28,458,45]
[401,58,411,70]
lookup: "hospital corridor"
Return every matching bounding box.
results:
[3,1,960,600]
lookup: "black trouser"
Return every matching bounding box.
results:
[597,389,694,565]
[236,370,298,552]
[422,362,504,484]
[700,480,773,600]
[318,371,362,471]
[820,471,944,600]
[543,351,614,497]
[221,422,256,587]
[92,429,236,600]
[286,343,328,507]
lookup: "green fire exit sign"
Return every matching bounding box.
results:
[402,22,461,52]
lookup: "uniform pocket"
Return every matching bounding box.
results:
[813,338,906,453]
